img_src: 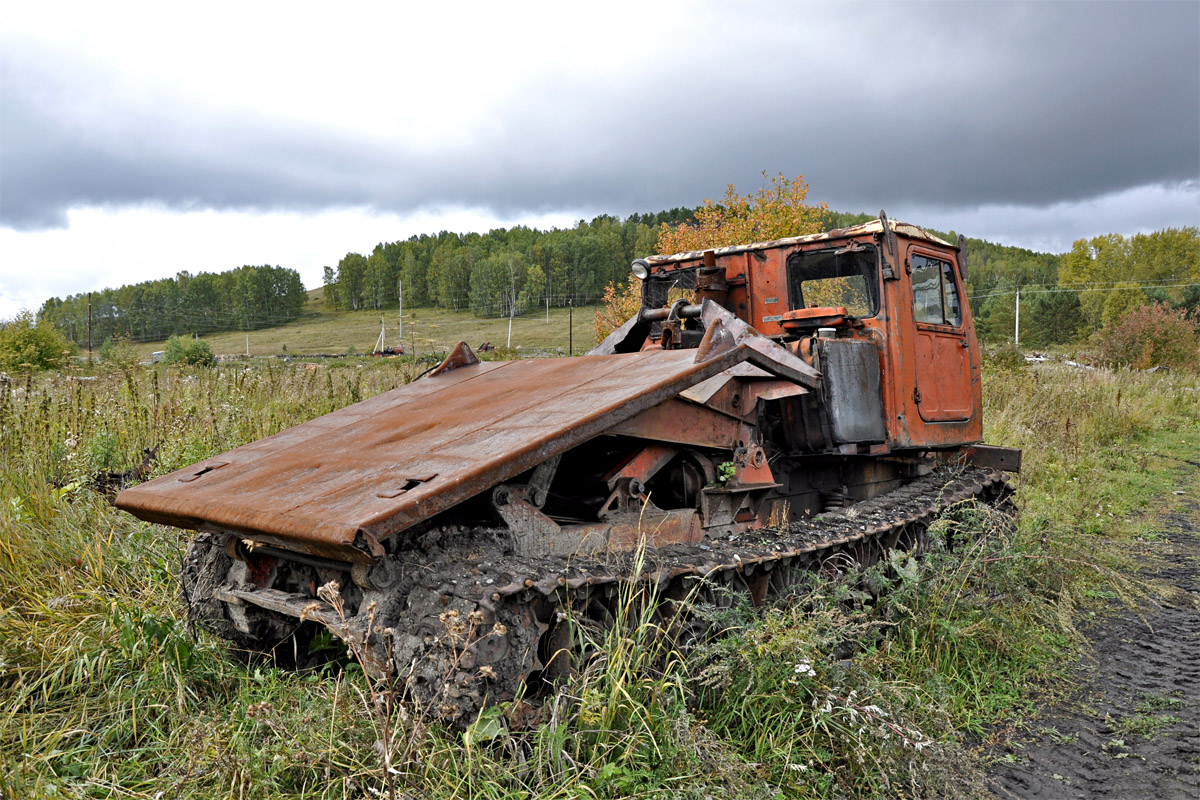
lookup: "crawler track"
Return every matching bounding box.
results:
[184,465,1010,725]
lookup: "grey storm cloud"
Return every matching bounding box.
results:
[1,2,1197,232]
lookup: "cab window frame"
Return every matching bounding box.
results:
[910,251,963,328]
[785,242,881,318]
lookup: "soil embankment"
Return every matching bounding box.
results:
[987,494,1200,798]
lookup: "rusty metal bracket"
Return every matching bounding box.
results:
[525,455,561,508]
[590,313,650,355]
[695,317,735,362]
[877,241,895,281]
[492,455,565,555]
[880,210,898,258]
[597,477,647,519]
[492,487,561,555]
[602,444,677,491]
[428,341,480,377]
[725,444,779,490]
[879,210,900,281]
[658,299,691,350]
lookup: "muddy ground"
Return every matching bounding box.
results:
[986,491,1200,798]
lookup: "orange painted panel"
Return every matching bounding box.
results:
[913,326,973,421]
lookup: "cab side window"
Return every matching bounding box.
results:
[911,254,962,326]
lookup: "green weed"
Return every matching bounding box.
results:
[0,356,1196,798]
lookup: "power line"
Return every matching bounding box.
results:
[970,282,1199,303]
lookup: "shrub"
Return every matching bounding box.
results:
[594,279,643,344]
[98,336,141,371]
[0,310,74,372]
[983,344,1026,372]
[1092,303,1199,371]
[162,335,216,367]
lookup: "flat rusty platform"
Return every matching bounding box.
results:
[117,347,759,563]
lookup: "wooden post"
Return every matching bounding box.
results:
[568,299,573,356]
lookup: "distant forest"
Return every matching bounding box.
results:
[36,207,1198,350]
[321,208,697,318]
[40,265,306,348]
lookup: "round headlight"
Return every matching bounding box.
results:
[630,259,650,280]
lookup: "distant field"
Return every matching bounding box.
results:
[129,294,601,360]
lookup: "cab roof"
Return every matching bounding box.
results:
[645,219,955,266]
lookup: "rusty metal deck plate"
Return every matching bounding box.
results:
[117,347,762,563]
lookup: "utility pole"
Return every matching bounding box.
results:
[87,292,93,364]
[568,299,573,356]
[1014,289,1021,349]
[398,279,402,339]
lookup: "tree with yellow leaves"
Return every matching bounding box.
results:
[655,173,829,255]
[594,174,829,343]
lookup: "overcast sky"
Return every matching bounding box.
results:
[2,0,1197,318]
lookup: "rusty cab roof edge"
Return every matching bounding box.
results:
[646,219,953,266]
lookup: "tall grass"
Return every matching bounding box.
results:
[2,357,1197,798]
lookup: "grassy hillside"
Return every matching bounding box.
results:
[125,301,600,361]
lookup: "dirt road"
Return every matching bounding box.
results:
[987,495,1200,798]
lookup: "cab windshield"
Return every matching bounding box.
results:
[786,244,880,317]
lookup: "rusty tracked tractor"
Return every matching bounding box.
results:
[117,216,1019,722]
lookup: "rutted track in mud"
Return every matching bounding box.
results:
[987,497,1200,799]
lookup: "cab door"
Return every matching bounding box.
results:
[908,248,973,422]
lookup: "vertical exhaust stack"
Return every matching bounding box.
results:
[695,249,729,309]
